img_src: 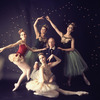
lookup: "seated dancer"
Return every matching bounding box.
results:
[0,29,45,91]
[26,53,88,98]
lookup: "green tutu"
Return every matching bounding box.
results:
[64,49,88,77]
[25,47,39,68]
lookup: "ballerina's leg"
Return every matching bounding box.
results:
[82,73,90,85]
[57,88,89,96]
[12,61,29,91]
[12,71,26,91]
[34,90,59,98]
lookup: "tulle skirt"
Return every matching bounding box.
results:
[30,69,39,80]
[8,53,24,63]
[64,49,88,77]
[25,47,39,68]
[26,79,58,92]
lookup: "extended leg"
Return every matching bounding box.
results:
[57,88,89,96]
[34,90,59,98]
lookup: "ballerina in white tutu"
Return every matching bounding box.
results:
[26,53,88,98]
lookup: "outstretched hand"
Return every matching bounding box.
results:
[45,16,50,21]
[33,61,39,69]
[58,47,63,50]
[37,16,44,20]
[0,48,4,53]
[47,54,54,62]
[32,47,47,52]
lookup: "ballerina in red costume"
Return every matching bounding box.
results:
[0,29,46,91]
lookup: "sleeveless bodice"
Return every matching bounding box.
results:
[34,37,47,49]
[61,35,72,48]
[17,44,28,56]
[41,65,53,82]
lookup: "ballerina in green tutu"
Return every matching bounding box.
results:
[46,16,90,86]
[25,16,48,79]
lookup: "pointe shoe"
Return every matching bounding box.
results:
[76,91,89,96]
[86,81,90,86]
[34,92,39,95]
[12,83,19,91]
[34,92,42,96]
[84,78,91,86]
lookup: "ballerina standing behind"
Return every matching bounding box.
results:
[46,16,90,86]
[25,16,48,71]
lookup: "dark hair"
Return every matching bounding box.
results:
[42,24,49,30]
[68,22,75,28]
[18,29,25,34]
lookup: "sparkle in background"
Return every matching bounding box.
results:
[0,0,100,79]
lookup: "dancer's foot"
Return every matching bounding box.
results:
[34,91,43,96]
[12,83,19,91]
[34,92,39,95]
[84,77,91,86]
[76,91,89,96]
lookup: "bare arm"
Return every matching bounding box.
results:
[48,54,61,68]
[58,38,75,51]
[39,66,44,83]
[26,44,47,52]
[27,46,47,53]
[46,16,63,37]
[33,16,44,39]
[32,48,47,52]
[0,40,22,53]
[26,45,34,52]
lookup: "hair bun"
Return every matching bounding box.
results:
[18,29,24,34]
[70,22,75,27]
[42,24,49,30]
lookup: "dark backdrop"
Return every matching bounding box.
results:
[0,0,100,87]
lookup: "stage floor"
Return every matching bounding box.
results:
[0,78,99,100]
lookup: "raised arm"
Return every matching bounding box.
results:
[46,16,63,37]
[48,54,61,68]
[0,40,22,53]
[58,38,75,51]
[33,16,44,39]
